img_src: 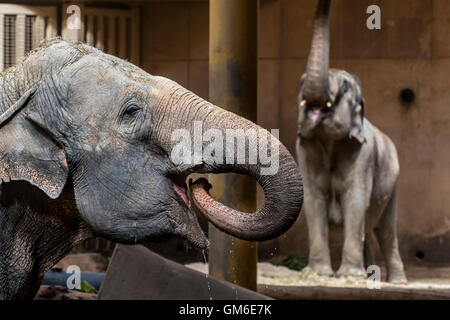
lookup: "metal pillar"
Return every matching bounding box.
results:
[208,0,258,291]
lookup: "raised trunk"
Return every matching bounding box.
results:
[302,0,331,104]
[155,82,303,241]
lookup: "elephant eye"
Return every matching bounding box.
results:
[124,104,142,117]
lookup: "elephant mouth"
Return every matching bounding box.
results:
[170,173,210,250]
[308,103,332,125]
[310,107,322,124]
[171,174,191,208]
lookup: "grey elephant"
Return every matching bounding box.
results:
[0,39,302,299]
[296,0,406,283]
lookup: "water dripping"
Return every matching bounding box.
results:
[202,250,213,300]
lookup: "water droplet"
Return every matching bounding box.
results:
[202,250,213,300]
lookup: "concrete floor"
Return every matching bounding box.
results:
[186,262,450,292]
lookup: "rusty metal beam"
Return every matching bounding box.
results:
[208,0,258,291]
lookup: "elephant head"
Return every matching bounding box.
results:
[0,39,302,252]
[298,0,366,144]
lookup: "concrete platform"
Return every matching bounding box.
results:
[98,245,270,300]
[257,284,450,300]
[186,262,450,300]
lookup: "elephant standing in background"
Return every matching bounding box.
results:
[296,0,406,283]
[0,39,302,299]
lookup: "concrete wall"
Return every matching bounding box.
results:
[140,0,450,267]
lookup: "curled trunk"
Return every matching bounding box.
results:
[302,0,331,104]
[155,83,303,241]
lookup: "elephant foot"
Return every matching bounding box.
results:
[388,271,407,284]
[308,263,334,277]
[336,265,366,280]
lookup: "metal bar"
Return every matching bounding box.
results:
[96,15,105,51]
[130,7,140,65]
[46,16,57,39]
[208,0,258,291]
[107,15,116,56]
[34,16,45,48]
[118,16,127,59]
[43,271,105,290]
[0,14,4,71]
[15,14,25,64]
[86,14,94,46]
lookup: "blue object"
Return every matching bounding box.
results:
[43,270,105,290]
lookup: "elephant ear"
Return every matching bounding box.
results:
[0,85,68,199]
[349,97,366,144]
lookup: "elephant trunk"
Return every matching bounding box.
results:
[302,0,331,104]
[155,83,303,241]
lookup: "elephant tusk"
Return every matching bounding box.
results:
[355,105,362,113]
[326,101,332,108]
[300,99,307,107]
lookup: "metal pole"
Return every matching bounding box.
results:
[208,0,258,291]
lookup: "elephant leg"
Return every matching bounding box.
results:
[363,230,377,269]
[374,188,407,284]
[336,188,367,279]
[305,195,333,276]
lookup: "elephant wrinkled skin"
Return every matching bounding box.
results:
[0,39,302,299]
